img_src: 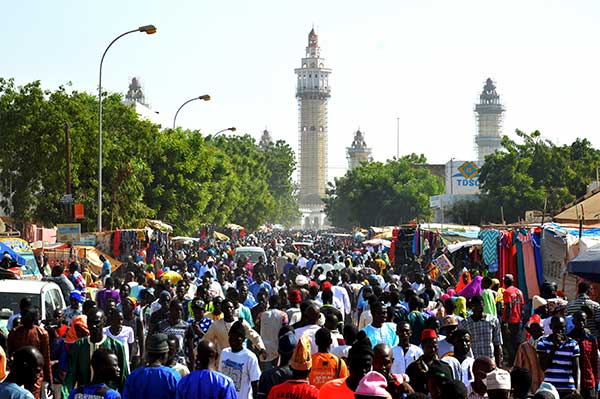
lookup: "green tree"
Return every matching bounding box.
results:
[262,140,300,226]
[0,79,156,230]
[143,129,241,235]
[211,134,275,230]
[324,154,443,228]
[479,130,600,223]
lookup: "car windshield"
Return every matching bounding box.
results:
[235,250,264,264]
[20,253,40,276]
[0,293,41,319]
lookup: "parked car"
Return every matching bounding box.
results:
[0,280,66,334]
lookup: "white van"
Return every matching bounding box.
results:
[0,280,66,334]
[234,246,266,264]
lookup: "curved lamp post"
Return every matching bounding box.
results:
[172,95,211,129]
[98,24,156,232]
[213,127,237,137]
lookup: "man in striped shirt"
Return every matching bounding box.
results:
[537,315,580,397]
[566,281,600,337]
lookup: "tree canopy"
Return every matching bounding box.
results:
[324,154,444,228]
[478,130,600,223]
[0,78,299,234]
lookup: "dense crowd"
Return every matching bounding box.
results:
[0,233,599,399]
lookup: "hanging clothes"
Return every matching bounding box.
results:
[531,229,544,288]
[522,231,540,299]
[514,230,529,300]
[113,229,121,258]
[479,229,500,272]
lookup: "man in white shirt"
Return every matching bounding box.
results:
[219,320,261,399]
[441,329,475,387]
[293,302,322,354]
[391,321,423,374]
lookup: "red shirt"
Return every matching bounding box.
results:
[267,380,319,399]
[503,286,524,323]
[569,332,599,389]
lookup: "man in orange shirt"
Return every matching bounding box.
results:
[268,336,319,399]
[309,328,349,389]
[319,331,374,399]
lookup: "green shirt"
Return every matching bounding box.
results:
[482,289,497,317]
[62,335,129,397]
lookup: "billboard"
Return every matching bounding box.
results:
[445,160,482,195]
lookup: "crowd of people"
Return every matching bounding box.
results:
[0,232,599,399]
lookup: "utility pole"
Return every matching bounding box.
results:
[396,117,400,159]
[65,123,72,220]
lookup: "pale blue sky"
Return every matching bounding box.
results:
[3,0,600,180]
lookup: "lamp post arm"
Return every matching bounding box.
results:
[97,28,138,233]
[173,97,200,129]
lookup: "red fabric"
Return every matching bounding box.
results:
[421,328,438,341]
[574,335,599,389]
[508,233,518,284]
[113,229,121,257]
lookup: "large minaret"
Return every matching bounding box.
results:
[295,28,331,228]
[474,78,504,161]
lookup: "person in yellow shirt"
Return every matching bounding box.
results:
[309,328,349,389]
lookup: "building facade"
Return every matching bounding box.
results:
[474,78,504,162]
[295,28,331,229]
[429,160,482,223]
[346,129,372,170]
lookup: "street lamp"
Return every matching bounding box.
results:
[98,24,156,232]
[213,127,237,137]
[172,95,211,129]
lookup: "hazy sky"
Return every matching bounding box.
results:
[3,0,600,181]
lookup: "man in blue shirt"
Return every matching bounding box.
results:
[100,255,111,280]
[69,348,121,399]
[177,340,237,399]
[249,272,272,299]
[123,333,180,399]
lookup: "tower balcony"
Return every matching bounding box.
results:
[296,86,331,99]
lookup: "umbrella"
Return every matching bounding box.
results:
[567,244,600,281]
[213,231,230,241]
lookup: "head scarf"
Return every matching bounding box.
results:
[65,315,89,344]
[455,271,472,292]
[454,296,467,318]
[458,275,483,299]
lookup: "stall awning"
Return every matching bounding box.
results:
[555,188,600,224]
[567,244,600,281]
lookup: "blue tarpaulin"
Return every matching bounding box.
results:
[544,223,600,237]
[567,244,600,281]
[0,241,27,265]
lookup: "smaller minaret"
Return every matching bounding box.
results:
[474,78,504,162]
[259,129,273,149]
[124,77,147,106]
[346,129,372,170]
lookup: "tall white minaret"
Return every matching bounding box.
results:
[475,78,504,161]
[295,28,331,220]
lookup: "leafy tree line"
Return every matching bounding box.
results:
[0,78,299,234]
[449,130,600,224]
[324,154,444,228]
[324,130,600,228]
